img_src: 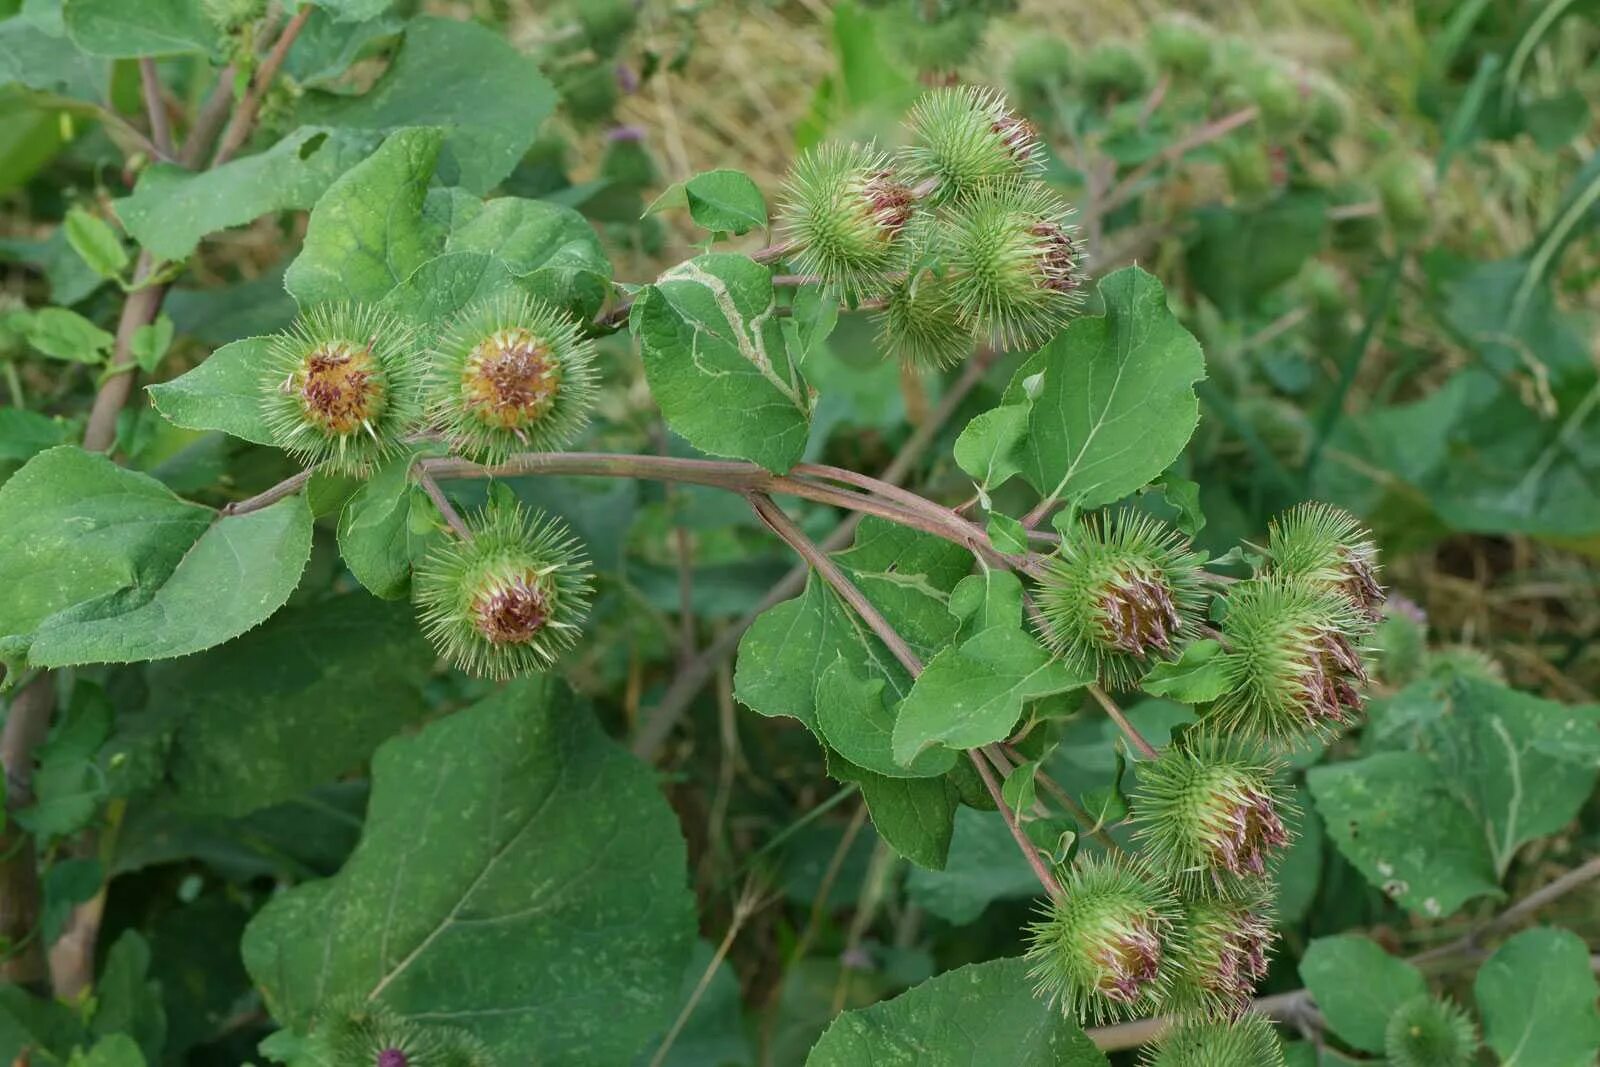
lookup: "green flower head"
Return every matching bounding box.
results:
[1169,894,1276,1017]
[261,302,424,475]
[1140,1014,1284,1067]
[778,141,917,296]
[902,85,1040,201]
[414,502,593,680]
[1035,511,1207,690]
[1385,995,1479,1067]
[314,1001,496,1067]
[875,264,979,371]
[1025,856,1183,1024]
[426,292,598,464]
[1264,502,1382,621]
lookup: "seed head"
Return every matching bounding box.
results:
[261,303,423,475]
[414,502,593,679]
[901,85,1040,201]
[1170,896,1276,1017]
[1209,577,1370,742]
[1264,503,1382,620]
[1132,739,1291,895]
[778,142,916,296]
[1385,995,1479,1067]
[1025,856,1182,1024]
[1035,511,1207,690]
[939,179,1083,349]
[1140,1014,1285,1067]
[427,292,597,464]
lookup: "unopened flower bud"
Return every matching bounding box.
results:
[875,265,978,371]
[317,1002,495,1067]
[428,292,597,464]
[1385,995,1479,1067]
[1025,857,1182,1023]
[1133,740,1291,894]
[261,303,423,475]
[1036,511,1206,690]
[1171,896,1275,1016]
[779,142,915,295]
[414,503,593,680]
[1264,502,1382,620]
[1140,1014,1285,1067]
[1211,578,1370,741]
[902,86,1040,201]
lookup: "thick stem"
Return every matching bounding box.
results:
[968,747,1064,901]
[82,255,166,453]
[0,675,55,988]
[417,470,472,541]
[220,467,314,515]
[180,65,239,170]
[138,58,174,158]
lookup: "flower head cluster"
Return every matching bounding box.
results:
[777,85,1085,366]
[1035,511,1207,689]
[1025,856,1182,1023]
[1132,739,1292,894]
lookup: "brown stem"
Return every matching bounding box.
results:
[1087,684,1160,761]
[210,6,313,167]
[82,254,166,453]
[180,65,239,169]
[748,492,1063,901]
[221,467,314,515]
[0,675,55,988]
[138,59,175,158]
[417,471,472,541]
[1003,744,1123,853]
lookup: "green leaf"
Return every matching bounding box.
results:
[17,684,111,840]
[435,189,613,320]
[1475,927,1600,1067]
[830,759,960,870]
[67,1033,147,1067]
[985,511,1028,554]
[64,206,127,279]
[1000,266,1205,508]
[1154,474,1205,536]
[0,408,73,463]
[1365,675,1600,877]
[308,0,391,20]
[117,126,384,262]
[1298,935,1426,1054]
[129,314,172,373]
[633,253,810,473]
[146,335,275,446]
[141,594,433,816]
[62,0,217,58]
[0,447,312,668]
[1186,194,1328,317]
[336,449,437,598]
[1307,751,1502,918]
[284,126,446,307]
[1139,639,1231,703]
[0,984,84,1064]
[816,655,945,779]
[903,808,1041,923]
[89,931,166,1064]
[0,15,107,101]
[805,957,1106,1066]
[298,16,555,195]
[241,677,696,1065]
[26,305,112,363]
[683,169,767,235]
[892,572,1091,768]
[953,402,1030,492]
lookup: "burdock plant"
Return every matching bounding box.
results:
[901,85,1040,201]
[1025,856,1183,1024]
[427,292,598,464]
[260,302,424,475]
[1035,511,1207,690]
[1169,895,1276,1017]
[778,141,917,296]
[1140,1014,1285,1067]
[413,501,593,679]
[1264,502,1383,619]
[1385,995,1479,1067]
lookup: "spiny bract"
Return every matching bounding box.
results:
[426,291,598,463]
[1035,510,1207,690]
[901,85,1040,201]
[876,264,978,371]
[260,302,424,475]
[315,1001,497,1067]
[1131,737,1292,895]
[1209,577,1370,742]
[414,502,593,680]
[1025,855,1183,1024]
[940,178,1083,349]
[1384,995,1479,1067]
[1139,1014,1285,1067]
[1264,502,1383,620]
[1168,894,1276,1017]
[778,141,916,296]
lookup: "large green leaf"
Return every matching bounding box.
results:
[335,449,437,598]
[117,127,384,262]
[62,0,216,57]
[142,594,433,816]
[827,756,961,870]
[891,571,1090,768]
[1307,751,1502,918]
[0,15,105,103]
[298,15,555,195]
[1298,935,1426,1054]
[0,447,310,668]
[1475,927,1600,1067]
[632,253,811,473]
[993,266,1205,508]
[284,127,446,307]
[241,677,696,1066]
[1366,675,1600,876]
[805,957,1106,1066]
[146,336,276,446]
